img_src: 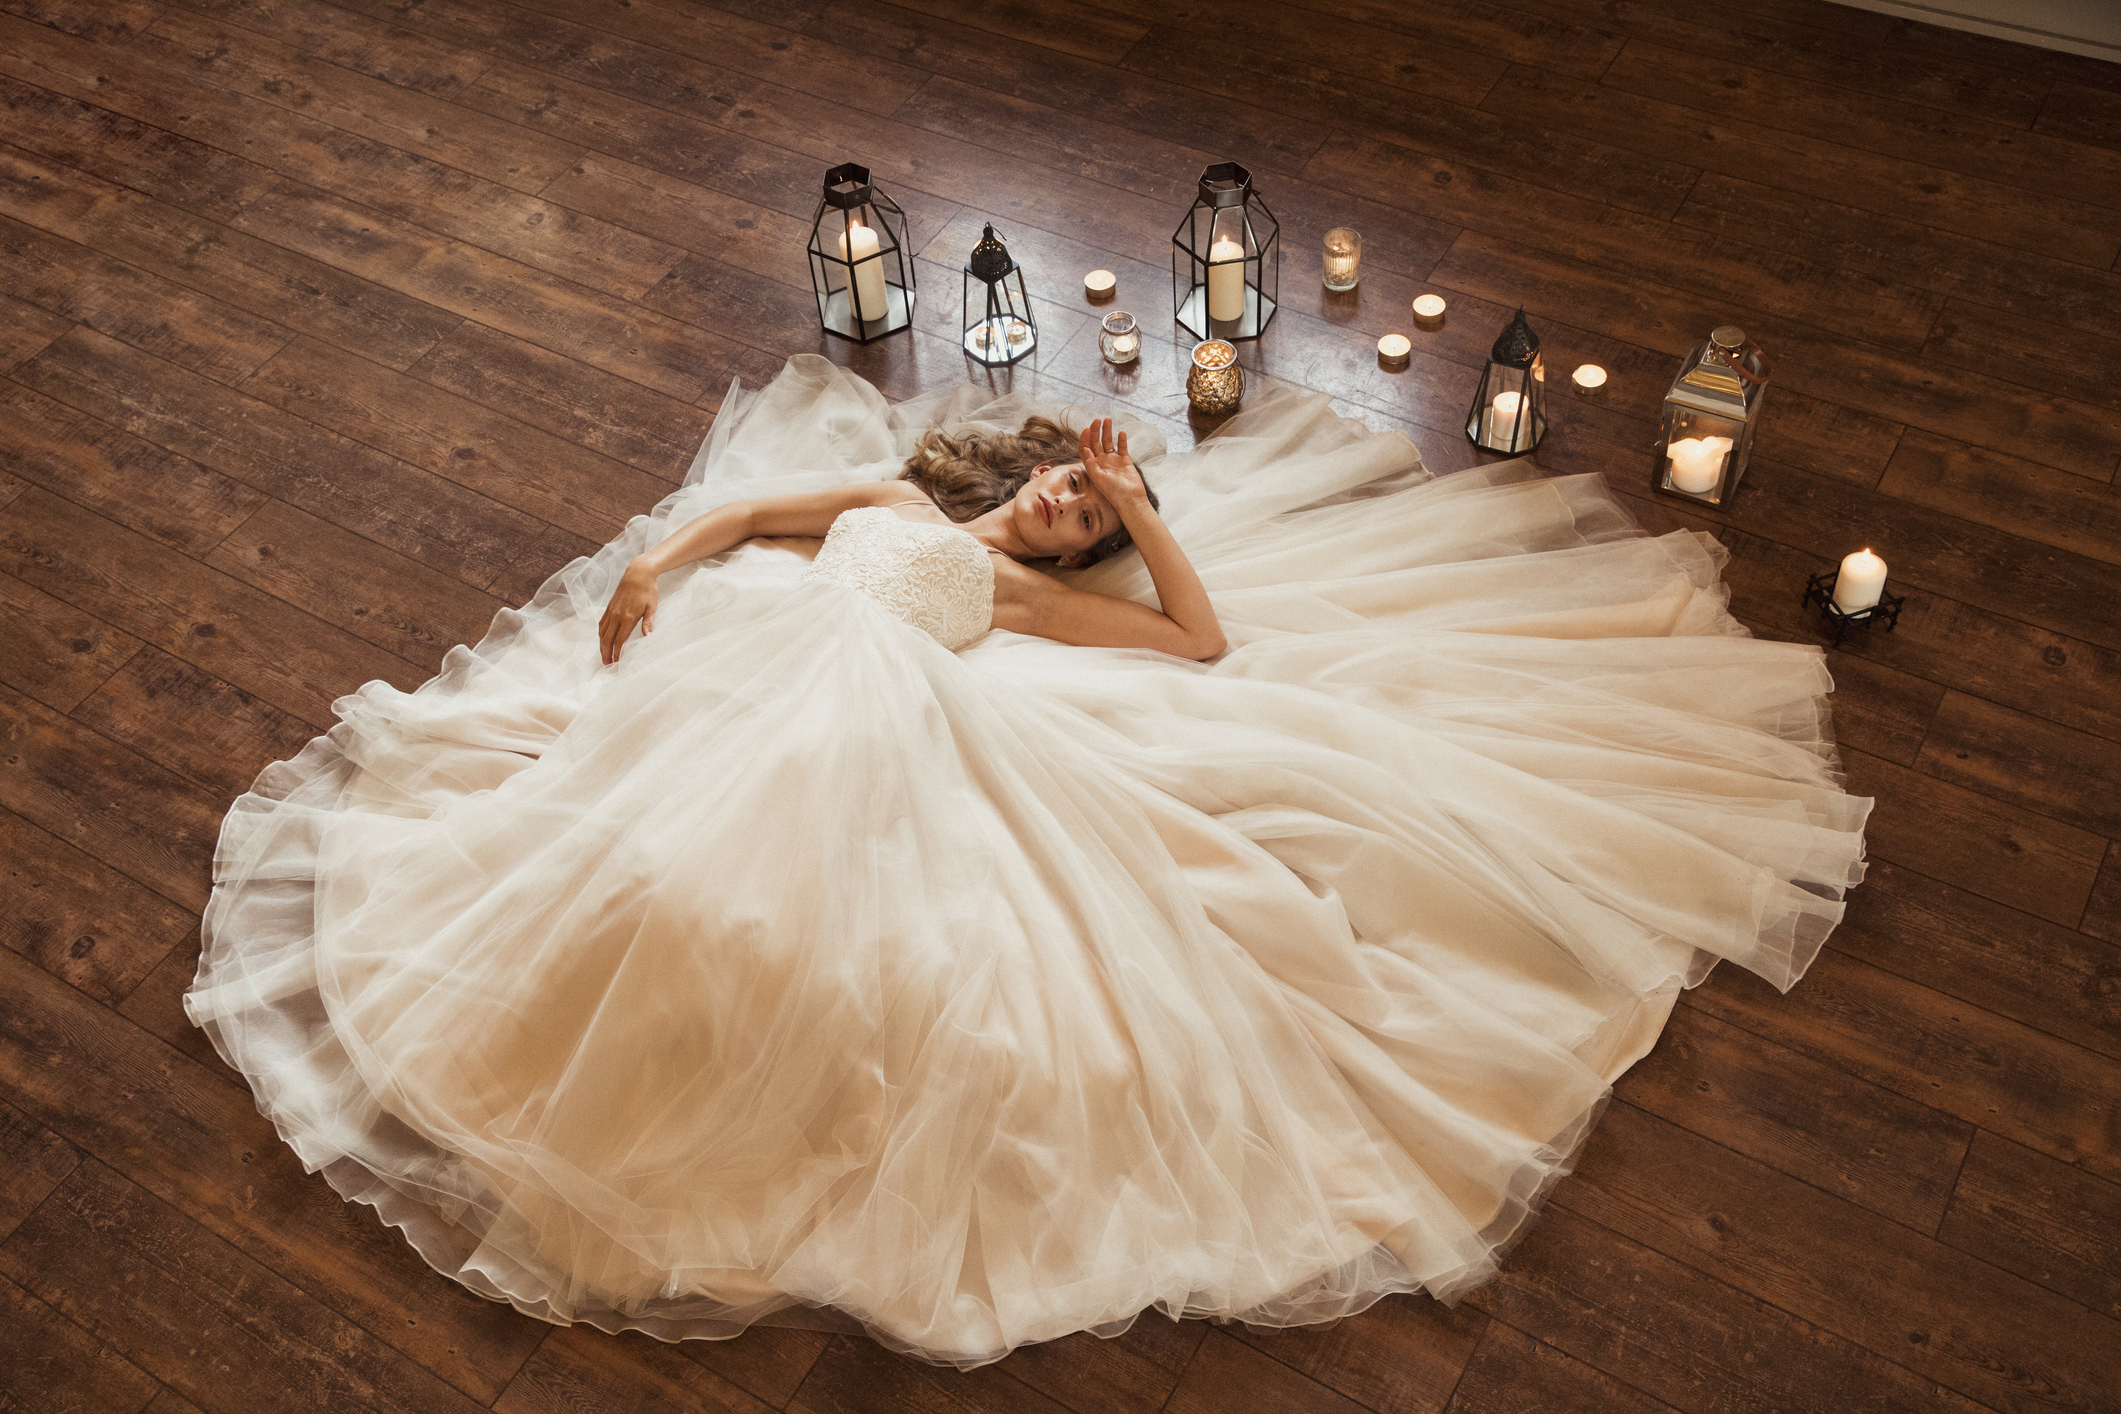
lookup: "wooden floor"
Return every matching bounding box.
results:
[3,0,2119,1408]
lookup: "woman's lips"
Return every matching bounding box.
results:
[1038,494,1053,527]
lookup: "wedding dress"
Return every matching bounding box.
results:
[188,355,1869,1367]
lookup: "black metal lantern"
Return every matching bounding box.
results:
[1655,326,1770,508]
[1466,308,1546,454]
[961,224,1035,366]
[1172,162,1278,342]
[807,162,914,342]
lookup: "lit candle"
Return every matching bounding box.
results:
[1412,294,1446,329]
[1083,269,1116,300]
[838,220,887,321]
[1322,227,1361,290]
[1377,333,1410,365]
[1833,548,1888,613]
[1108,332,1139,362]
[1571,364,1607,392]
[1667,435,1732,494]
[1208,235,1246,323]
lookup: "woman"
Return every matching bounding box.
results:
[189,356,1868,1367]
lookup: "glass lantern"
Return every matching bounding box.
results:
[1655,326,1770,507]
[1465,308,1546,454]
[1172,162,1278,342]
[961,223,1035,366]
[807,162,914,342]
[1098,311,1140,364]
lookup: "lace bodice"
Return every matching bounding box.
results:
[804,506,996,651]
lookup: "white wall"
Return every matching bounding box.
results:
[1826,0,2121,62]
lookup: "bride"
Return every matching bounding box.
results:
[188,355,1869,1368]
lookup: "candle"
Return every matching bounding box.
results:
[1099,310,1139,364]
[1322,227,1361,290]
[1208,235,1245,323]
[1833,548,1888,613]
[1083,269,1116,300]
[1108,333,1139,361]
[1412,294,1446,329]
[838,220,887,321]
[1571,364,1607,392]
[1667,434,1732,494]
[1006,319,1031,347]
[1377,333,1410,366]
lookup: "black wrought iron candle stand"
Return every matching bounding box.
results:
[1803,570,1905,647]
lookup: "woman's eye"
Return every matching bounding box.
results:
[1068,473,1079,490]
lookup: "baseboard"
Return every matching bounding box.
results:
[1825,0,2121,62]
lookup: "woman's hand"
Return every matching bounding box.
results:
[1078,418,1149,516]
[598,559,659,665]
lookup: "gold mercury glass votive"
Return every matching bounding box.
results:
[1186,339,1243,414]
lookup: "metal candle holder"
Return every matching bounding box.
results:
[1803,569,1906,646]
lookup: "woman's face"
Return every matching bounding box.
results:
[1012,461,1117,565]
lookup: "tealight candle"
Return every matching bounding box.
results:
[1412,294,1446,330]
[1006,319,1031,347]
[1833,548,1889,613]
[1571,364,1607,396]
[1667,434,1733,494]
[1083,269,1116,301]
[1377,333,1410,366]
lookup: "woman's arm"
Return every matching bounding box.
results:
[996,420,1226,661]
[598,481,921,664]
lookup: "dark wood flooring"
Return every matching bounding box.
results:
[4,0,2120,1409]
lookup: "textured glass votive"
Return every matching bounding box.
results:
[1322,228,1362,290]
[1099,311,1140,364]
[1186,339,1243,414]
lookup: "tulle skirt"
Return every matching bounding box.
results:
[188,356,1868,1366]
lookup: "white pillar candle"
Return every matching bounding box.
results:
[1667,435,1732,494]
[1207,235,1246,323]
[1833,548,1888,613]
[838,220,887,321]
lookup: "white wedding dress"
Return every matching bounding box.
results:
[188,355,1869,1367]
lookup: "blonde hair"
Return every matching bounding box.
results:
[899,416,1158,562]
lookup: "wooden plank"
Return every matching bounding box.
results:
[1684,948,2121,1181]
[0,73,283,217]
[1556,1102,2120,1414]
[1253,0,1626,82]
[494,1323,771,1414]
[792,0,1326,179]
[0,485,423,728]
[206,498,507,670]
[1598,39,2121,218]
[1939,1130,2121,1322]
[239,335,672,543]
[1122,26,1698,221]
[672,1322,828,1410]
[1473,1205,1990,1414]
[0,1100,79,1242]
[1916,690,2121,838]
[0,380,269,559]
[0,286,70,371]
[404,317,715,478]
[1162,1331,1370,1414]
[0,210,294,384]
[1830,859,2121,1063]
[539,151,814,287]
[129,5,583,194]
[2039,81,2121,151]
[787,1333,1070,1414]
[155,0,493,99]
[115,935,240,1086]
[1004,1315,1206,1414]
[872,0,1144,66]
[0,805,194,1006]
[0,1270,159,1414]
[1613,1004,1973,1232]
[1476,65,2115,270]
[0,567,143,715]
[0,1160,499,1414]
[227,177,758,404]
[0,678,220,914]
[1810,649,1942,767]
[1845,747,2104,927]
[1428,227,2121,484]
[1226,1292,1481,1414]
[1923,297,2121,417]
[0,0,162,43]
[16,325,564,591]
[0,125,461,369]
[70,646,318,801]
[1880,432,2120,581]
[1681,170,2121,346]
[146,1389,211,1414]
[1438,1321,1676,1414]
[2087,843,2121,943]
[0,951,549,1402]
[505,0,928,114]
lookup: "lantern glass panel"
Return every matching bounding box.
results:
[807,163,915,343]
[1172,163,1279,342]
[1654,327,1769,508]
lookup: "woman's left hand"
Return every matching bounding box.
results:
[1078,418,1149,514]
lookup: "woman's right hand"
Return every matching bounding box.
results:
[598,559,659,665]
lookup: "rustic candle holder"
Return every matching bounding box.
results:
[1803,570,1905,647]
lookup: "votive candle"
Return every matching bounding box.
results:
[1571,364,1607,394]
[1833,548,1889,613]
[1377,333,1411,366]
[1323,228,1362,290]
[1412,294,1446,330]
